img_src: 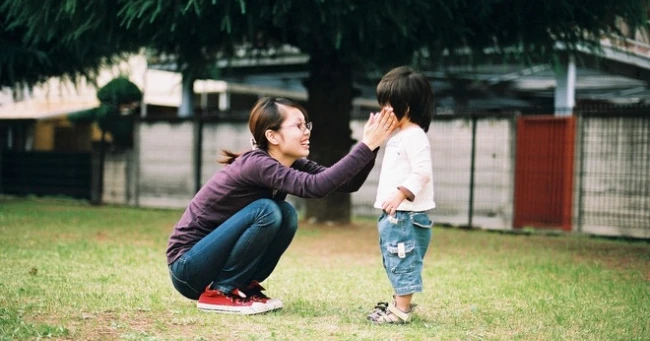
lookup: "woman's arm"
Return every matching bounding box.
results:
[292,148,378,193]
[246,142,376,198]
[245,108,396,198]
[339,152,377,192]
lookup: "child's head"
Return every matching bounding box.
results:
[376,66,434,132]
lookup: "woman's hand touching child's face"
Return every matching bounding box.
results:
[361,106,397,150]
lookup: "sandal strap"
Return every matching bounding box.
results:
[387,304,411,322]
[369,308,400,323]
[374,302,388,310]
[367,301,411,324]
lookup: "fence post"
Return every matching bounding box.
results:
[575,114,585,233]
[0,143,3,195]
[0,144,3,195]
[467,115,477,228]
[90,138,103,205]
[193,113,203,194]
[131,117,140,206]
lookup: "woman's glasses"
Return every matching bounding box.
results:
[280,121,313,132]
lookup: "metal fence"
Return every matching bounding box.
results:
[351,105,650,237]
[576,106,650,237]
[1,105,649,238]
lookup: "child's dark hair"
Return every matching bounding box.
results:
[376,66,434,132]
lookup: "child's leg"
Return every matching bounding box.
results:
[378,212,432,293]
[380,211,432,309]
[395,293,414,312]
[370,211,432,323]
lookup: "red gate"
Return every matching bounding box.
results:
[514,116,575,231]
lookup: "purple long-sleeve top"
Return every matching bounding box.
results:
[166,142,378,264]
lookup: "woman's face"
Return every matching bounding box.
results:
[270,104,311,162]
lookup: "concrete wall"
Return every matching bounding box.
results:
[137,121,195,208]
[103,149,134,205]
[350,117,516,230]
[99,114,650,238]
[128,117,516,231]
[201,122,252,183]
[579,116,650,238]
[432,118,515,229]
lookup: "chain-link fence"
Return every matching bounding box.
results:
[1,105,649,238]
[576,106,650,237]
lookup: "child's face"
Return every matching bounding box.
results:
[384,104,410,128]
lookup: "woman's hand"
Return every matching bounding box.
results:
[361,106,397,150]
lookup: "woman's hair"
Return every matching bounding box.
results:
[219,97,309,164]
[376,66,434,132]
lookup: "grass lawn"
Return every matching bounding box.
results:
[0,196,648,341]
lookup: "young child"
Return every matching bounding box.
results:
[367,66,435,324]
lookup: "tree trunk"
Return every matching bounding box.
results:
[303,56,356,223]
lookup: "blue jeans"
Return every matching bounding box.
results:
[169,199,298,299]
[378,211,433,296]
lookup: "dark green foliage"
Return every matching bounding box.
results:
[118,0,250,78]
[3,0,647,87]
[0,0,140,88]
[69,77,142,148]
[426,0,649,66]
[68,108,99,124]
[256,0,649,71]
[69,105,134,147]
[256,0,429,76]
[95,104,135,148]
[116,0,253,115]
[96,77,143,105]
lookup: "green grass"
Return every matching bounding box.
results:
[1,196,649,341]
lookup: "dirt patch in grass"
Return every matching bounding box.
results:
[290,220,381,261]
[293,221,650,277]
[29,310,194,341]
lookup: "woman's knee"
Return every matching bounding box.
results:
[250,199,283,228]
[168,264,202,300]
[277,201,298,234]
[248,199,298,236]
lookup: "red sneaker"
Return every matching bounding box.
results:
[241,281,283,311]
[197,287,274,314]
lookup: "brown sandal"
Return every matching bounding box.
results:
[367,301,414,324]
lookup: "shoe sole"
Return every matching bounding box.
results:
[265,299,283,311]
[197,302,280,315]
[246,298,283,311]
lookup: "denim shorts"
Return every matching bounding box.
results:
[378,211,433,296]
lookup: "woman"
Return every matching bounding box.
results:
[167,97,397,314]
